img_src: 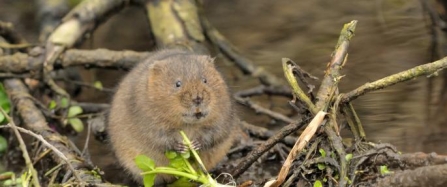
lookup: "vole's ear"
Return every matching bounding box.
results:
[198,55,216,64]
[149,60,163,76]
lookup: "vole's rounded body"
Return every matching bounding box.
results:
[107,49,236,185]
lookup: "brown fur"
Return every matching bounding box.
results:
[107,49,236,185]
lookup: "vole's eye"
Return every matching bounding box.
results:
[202,78,207,84]
[175,81,182,88]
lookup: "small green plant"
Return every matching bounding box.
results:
[134,131,233,187]
[0,170,32,187]
[66,105,84,132]
[0,83,11,124]
[93,81,103,90]
[379,165,392,175]
[313,180,322,187]
[48,98,84,133]
[0,83,10,155]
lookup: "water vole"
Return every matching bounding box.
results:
[107,49,237,185]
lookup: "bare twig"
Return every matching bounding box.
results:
[36,0,70,42]
[43,0,130,98]
[0,109,41,187]
[0,48,151,73]
[231,118,308,178]
[342,56,447,103]
[282,58,317,113]
[200,16,283,86]
[0,124,80,183]
[267,111,327,187]
[375,164,447,187]
[234,94,295,124]
[145,0,207,52]
[240,121,297,146]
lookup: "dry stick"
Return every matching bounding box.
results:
[347,102,366,139]
[145,0,207,52]
[375,164,447,187]
[1,22,90,185]
[3,79,83,184]
[374,152,447,169]
[0,109,41,187]
[234,95,295,124]
[36,0,70,43]
[240,121,297,147]
[199,15,283,86]
[0,48,151,73]
[234,85,296,124]
[282,58,317,113]
[234,29,331,184]
[231,119,308,178]
[341,56,447,103]
[267,111,327,187]
[0,125,77,183]
[313,20,357,187]
[235,85,293,98]
[43,0,130,97]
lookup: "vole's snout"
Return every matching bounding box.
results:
[193,96,203,106]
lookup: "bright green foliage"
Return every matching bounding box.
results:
[0,84,11,124]
[380,165,392,175]
[319,148,326,157]
[313,180,322,187]
[48,100,57,109]
[68,118,84,132]
[67,106,83,118]
[67,105,84,132]
[134,131,227,187]
[345,153,353,162]
[317,163,326,170]
[93,81,103,90]
[60,97,69,108]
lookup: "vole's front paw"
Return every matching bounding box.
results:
[174,141,189,153]
[191,140,201,151]
[173,140,202,153]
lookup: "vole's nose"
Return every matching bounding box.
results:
[193,96,203,105]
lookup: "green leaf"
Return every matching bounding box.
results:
[0,135,7,153]
[165,151,178,160]
[317,163,326,170]
[319,148,326,157]
[93,81,103,90]
[48,100,57,109]
[68,118,84,132]
[345,177,352,184]
[67,106,83,118]
[143,174,156,187]
[313,180,322,187]
[0,84,10,125]
[1,103,10,113]
[60,97,69,108]
[169,157,186,170]
[345,153,353,162]
[0,113,5,123]
[380,165,391,175]
[180,151,190,159]
[135,155,156,171]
